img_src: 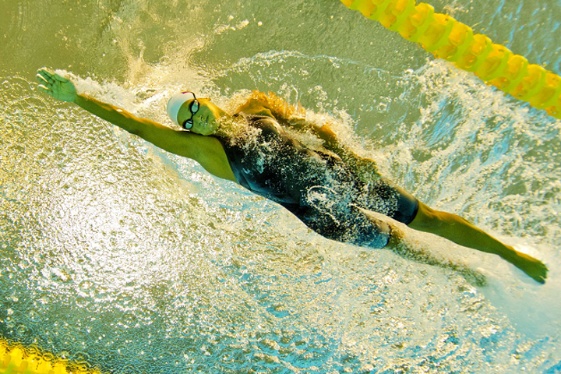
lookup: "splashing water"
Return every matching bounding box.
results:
[1,0,561,372]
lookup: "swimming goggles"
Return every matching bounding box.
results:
[181,91,199,130]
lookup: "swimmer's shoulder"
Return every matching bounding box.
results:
[237,98,275,118]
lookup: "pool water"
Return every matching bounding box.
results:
[1,0,561,372]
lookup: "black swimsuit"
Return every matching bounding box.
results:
[216,115,418,248]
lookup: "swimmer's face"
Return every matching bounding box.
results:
[177,97,223,136]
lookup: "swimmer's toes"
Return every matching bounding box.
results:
[511,252,547,284]
[526,260,548,284]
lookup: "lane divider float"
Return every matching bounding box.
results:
[1,337,104,374]
[341,0,561,119]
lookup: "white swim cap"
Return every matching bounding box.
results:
[167,91,196,126]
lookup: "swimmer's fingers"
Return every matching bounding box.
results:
[36,67,52,81]
[36,72,51,92]
[510,250,548,284]
[36,72,54,96]
[36,67,72,88]
[36,83,50,95]
[36,68,59,86]
[36,69,53,92]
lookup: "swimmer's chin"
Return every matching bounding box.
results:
[193,119,219,136]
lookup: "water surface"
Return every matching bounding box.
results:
[1,0,560,372]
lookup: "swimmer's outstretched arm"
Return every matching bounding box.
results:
[36,68,236,181]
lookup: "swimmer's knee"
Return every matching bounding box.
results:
[408,202,441,230]
[351,206,392,248]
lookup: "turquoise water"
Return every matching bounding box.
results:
[1,0,561,372]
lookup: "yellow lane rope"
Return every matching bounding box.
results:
[341,0,561,119]
[0,337,104,374]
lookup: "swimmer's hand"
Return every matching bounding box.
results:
[36,68,78,103]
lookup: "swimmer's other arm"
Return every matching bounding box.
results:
[237,92,381,177]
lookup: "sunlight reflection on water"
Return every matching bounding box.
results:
[1,0,561,372]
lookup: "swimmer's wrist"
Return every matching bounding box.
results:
[74,93,86,105]
[74,93,97,106]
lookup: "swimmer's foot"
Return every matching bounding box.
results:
[504,248,548,284]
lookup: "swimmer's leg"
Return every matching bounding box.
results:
[409,201,548,284]
[356,207,487,286]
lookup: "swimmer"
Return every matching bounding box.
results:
[36,68,548,284]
